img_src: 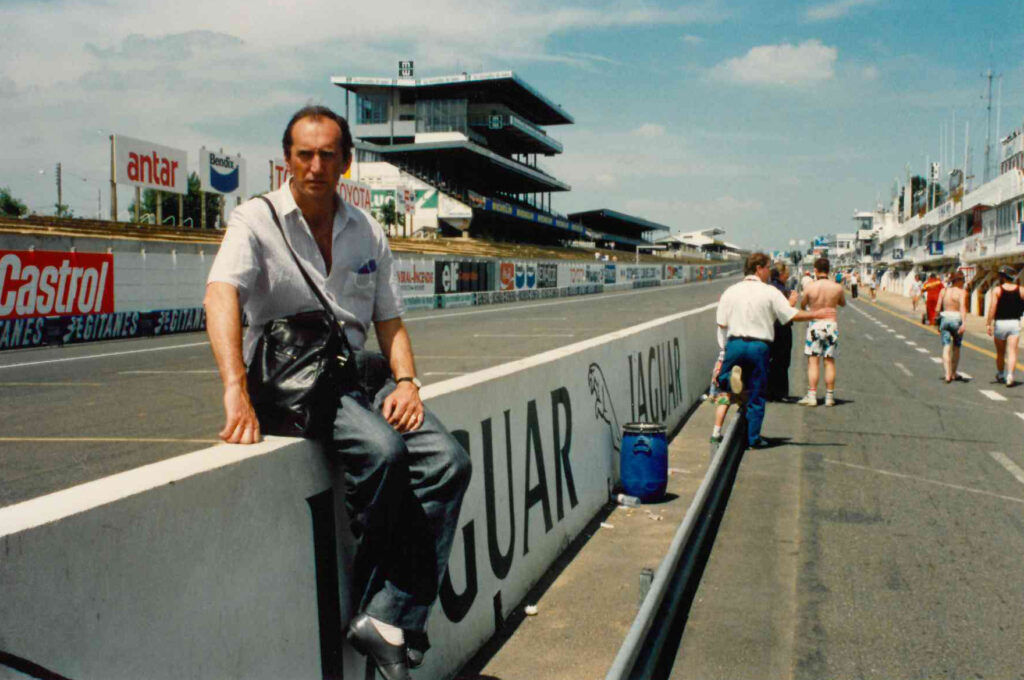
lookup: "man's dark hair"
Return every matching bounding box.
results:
[814,257,831,274]
[282,105,354,161]
[744,252,770,276]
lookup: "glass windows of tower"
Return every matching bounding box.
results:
[416,99,468,134]
[357,93,390,125]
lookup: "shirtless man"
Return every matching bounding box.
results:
[936,271,968,383]
[798,257,846,407]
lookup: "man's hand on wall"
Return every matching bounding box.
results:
[381,382,424,433]
[220,385,262,444]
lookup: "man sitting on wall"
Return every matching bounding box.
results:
[204,105,471,680]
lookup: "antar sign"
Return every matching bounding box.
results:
[114,135,188,195]
[0,250,114,320]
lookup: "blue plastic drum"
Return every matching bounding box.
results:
[620,422,668,502]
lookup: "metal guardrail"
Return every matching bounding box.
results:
[605,411,748,680]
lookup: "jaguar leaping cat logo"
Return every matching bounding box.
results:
[588,362,622,451]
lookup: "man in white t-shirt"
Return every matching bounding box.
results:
[716,252,836,448]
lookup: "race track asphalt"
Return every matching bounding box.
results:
[672,297,1024,679]
[0,278,731,507]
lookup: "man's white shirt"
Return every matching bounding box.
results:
[207,181,405,362]
[716,275,798,342]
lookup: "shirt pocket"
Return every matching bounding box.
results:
[352,256,378,290]
[354,270,376,290]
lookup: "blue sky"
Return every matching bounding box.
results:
[2,0,1023,250]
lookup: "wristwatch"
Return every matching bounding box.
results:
[396,376,422,389]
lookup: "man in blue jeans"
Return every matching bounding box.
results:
[716,253,836,448]
[205,106,471,680]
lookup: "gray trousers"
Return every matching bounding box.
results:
[329,380,472,635]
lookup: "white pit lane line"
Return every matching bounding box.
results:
[864,334,874,341]
[980,390,1008,402]
[990,452,1024,487]
[894,362,913,377]
[0,341,211,371]
[916,347,930,354]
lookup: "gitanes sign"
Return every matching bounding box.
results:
[199,148,246,196]
[0,250,114,320]
[114,135,188,195]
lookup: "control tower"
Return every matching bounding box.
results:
[331,68,582,243]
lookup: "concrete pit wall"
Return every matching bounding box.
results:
[0,304,718,680]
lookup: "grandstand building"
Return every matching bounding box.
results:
[331,69,588,244]
[567,209,669,251]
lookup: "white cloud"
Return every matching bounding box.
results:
[710,40,837,86]
[623,195,764,227]
[0,0,726,215]
[805,0,879,22]
[861,65,880,80]
[631,123,666,138]
[682,34,705,45]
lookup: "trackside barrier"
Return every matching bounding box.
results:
[605,411,748,680]
[0,304,719,680]
[0,236,739,351]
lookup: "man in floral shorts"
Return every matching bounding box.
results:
[798,257,845,407]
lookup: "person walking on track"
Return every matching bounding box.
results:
[767,263,798,401]
[937,271,968,383]
[921,272,944,325]
[797,257,846,407]
[986,265,1024,387]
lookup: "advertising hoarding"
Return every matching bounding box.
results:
[536,263,558,289]
[663,264,688,281]
[0,250,114,320]
[114,135,188,195]
[338,178,373,212]
[270,159,291,191]
[268,163,371,212]
[395,260,435,296]
[199,148,246,196]
[499,262,515,291]
[435,261,491,294]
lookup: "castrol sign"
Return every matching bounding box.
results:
[114,135,188,195]
[0,250,114,319]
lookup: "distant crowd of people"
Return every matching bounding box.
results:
[708,254,1024,453]
[906,267,1021,386]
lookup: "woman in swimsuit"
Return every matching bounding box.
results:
[986,265,1024,387]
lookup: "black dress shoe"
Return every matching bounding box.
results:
[406,647,424,669]
[346,614,410,680]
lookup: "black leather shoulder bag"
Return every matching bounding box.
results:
[245,196,390,439]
